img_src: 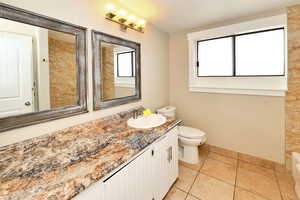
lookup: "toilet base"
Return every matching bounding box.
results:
[178,144,199,164]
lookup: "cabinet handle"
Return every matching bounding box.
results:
[167,146,172,163]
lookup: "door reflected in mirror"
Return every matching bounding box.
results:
[100,42,136,101]
[0,18,77,118]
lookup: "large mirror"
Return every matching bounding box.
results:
[92,31,141,110]
[0,3,87,131]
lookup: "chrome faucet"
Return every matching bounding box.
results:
[133,109,141,119]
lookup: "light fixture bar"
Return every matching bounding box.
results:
[105,4,146,33]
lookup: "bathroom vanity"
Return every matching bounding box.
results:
[74,126,179,200]
[0,108,181,200]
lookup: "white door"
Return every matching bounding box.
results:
[0,32,34,118]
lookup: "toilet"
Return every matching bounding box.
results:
[157,106,207,164]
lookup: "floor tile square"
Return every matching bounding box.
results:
[164,187,187,200]
[208,152,238,166]
[175,165,198,192]
[201,158,237,185]
[275,172,298,200]
[236,168,281,200]
[238,161,275,177]
[186,195,200,200]
[190,173,234,200]
[234,187,269,200]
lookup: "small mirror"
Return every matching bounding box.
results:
[100,42,136,101]
[92,31,141,110]
[0,3,87,131]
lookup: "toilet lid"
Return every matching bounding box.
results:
[178,126,206,139]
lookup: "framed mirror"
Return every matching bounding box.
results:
[0,3,87,132]
[92,31,141,110]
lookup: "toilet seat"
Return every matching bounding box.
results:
[178,126,206,140]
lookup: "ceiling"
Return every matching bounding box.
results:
[116,0,300,33]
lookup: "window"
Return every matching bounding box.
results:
[197,28,285,77]
[197,37,233,76]
[117,51,135,77]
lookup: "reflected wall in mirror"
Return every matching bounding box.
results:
[92,31,141,110]
[100,42,136,101]
[0,3,87,132]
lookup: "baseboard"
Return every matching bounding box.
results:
[199,144,289,173]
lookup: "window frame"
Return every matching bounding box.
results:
[196,27,285,77]
[116,51,135,77]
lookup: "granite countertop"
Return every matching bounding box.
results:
[0,108,180,200]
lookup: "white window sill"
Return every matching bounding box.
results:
[189,87,286,96]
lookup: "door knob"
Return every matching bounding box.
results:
[25,101,31,106]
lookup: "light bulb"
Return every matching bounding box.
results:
[106,4,116,13]
[127,15,136,27]
[117,9,127,23]
[117,10,127,17]
[127,15,136,22]
[138,19,146,27]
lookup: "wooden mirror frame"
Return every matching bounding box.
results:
[92,30,141,110]
[0,3,88,132]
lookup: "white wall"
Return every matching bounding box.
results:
[36,28,50,111]
[169,12,286,163]
[0,0,169,147]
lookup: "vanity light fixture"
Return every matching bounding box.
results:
[105,4,146,33]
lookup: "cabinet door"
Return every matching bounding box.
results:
[153,126,179,200]
[73,180,105,200]
[103,148,154,200]
[168,127,179,185]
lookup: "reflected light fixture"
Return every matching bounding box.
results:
[105,4,146,33]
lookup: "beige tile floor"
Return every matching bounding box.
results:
[164,150,298,200]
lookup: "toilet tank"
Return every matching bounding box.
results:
[157,106,176,118]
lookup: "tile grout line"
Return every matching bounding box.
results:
[273,171,285,200]
[185,152,209,200]
[199,170,236,186]
[232,158,240,200]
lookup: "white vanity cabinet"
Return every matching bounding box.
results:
[74,126,179,200]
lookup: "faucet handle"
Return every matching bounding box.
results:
[133,109,139,119]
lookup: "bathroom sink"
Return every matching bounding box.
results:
[127,114,167,129]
